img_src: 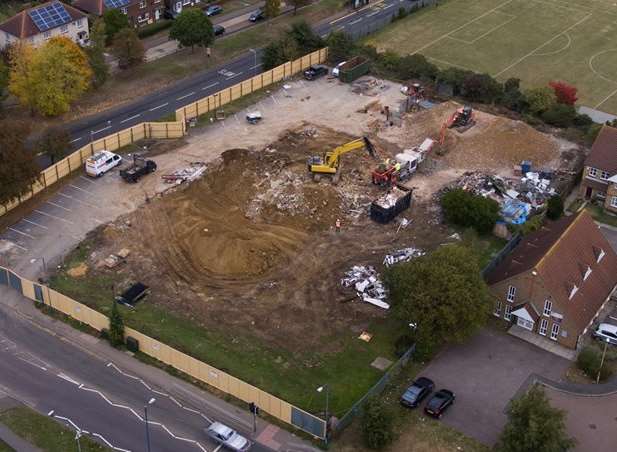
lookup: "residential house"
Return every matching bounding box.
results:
[486,210,617,350]
[579,125,617,212]
[165,0,203,18]
[73,0,166,26]
[0,1,89,50]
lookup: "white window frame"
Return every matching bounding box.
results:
[550,323,560,341]
[598,248,606,263]
[589,167,598,178]
[569,284,579,300]
[539,318,548,336]
[494,301,502,317]
[543,299,552,316]
[601,171,610,180]
[139,1,147,9]
[611,197,617,208]
[506,285,516,303]
[517,317,534,331]
[138,12,150,22]
[504,304,513,321]
[77,18,83,28]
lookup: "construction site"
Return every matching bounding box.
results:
[53,74,583,388]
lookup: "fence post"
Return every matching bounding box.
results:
[67,158,71,173]
[240,82,243,97]
[42,171,47,188]
[143,123,147,139]
[130,127,134,143]
[117,132,121,149]
[55,164,59,181]
[166,123,169,138]
[103,138,107,149]
[196,101,199,117]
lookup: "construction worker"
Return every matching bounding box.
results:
[335,218,341,233]
[206,47,211,58]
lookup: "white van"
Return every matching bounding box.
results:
[85,151,122,177]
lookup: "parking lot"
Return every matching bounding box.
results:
[419,328,570,445]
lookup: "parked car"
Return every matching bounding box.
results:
[332,61,346,77]
[206,422,251,451]
[249,9,265,22]
[214,24,225,36]
[303,65,329,80]
[400,377,434,408]
[424,389,455,418]
[85,150,121,177]
[205,5,223,16]
[593,323,617,345]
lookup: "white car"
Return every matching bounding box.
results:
[85,150,122,177]
[332,61,347,77]
[206,422,251,451]
[593,323,617,345]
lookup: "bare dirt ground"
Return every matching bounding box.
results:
[59,76,581,353]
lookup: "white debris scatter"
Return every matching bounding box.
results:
[341,265,389,309]
[383,247,425,267]
[162,162,207,184]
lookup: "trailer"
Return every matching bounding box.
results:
[120,155,157,183]
[370,186,412,224]
[339,56,370,83]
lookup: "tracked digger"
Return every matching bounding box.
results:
[307,136,377,184]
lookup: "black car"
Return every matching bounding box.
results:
[249,9,265,22]
[424,389,455,419]
[303,65,328,80]
[400,377,434,408]
[205,5,223,16]
[213,24,225,36]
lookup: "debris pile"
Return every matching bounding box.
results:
[383,247,425,267]
[351,77,389,97]
[341,266,389,309]
[161,162,207,184]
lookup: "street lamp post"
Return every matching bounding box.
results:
[144,397,156,452]
[75,430,82,452]
[596,338,611,384]
[317,385,329,447]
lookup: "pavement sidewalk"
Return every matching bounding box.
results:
[0,423,41,452]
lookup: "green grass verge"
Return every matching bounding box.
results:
[0,439,14,452]
[585,203,617,228]
[364,0,617,115]
[0,407,110,452]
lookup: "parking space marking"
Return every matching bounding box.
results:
[47,201,72,212]
[34,209,75,225]
[1,240,27,252]
[271,95,279,105]
[57,191,96,208]
[349,18,363,25]
[22,218,49,230]
[80,176,96,184]
[68,184,96,197]
[8,227,35,239]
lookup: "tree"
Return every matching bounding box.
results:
[360,397,394,450]
[261,34,298,70]
[441,189,500,235]
[541,103,577,128]
[169,8,214,53]
[36,126,71,164]
[103,8,130,44]
[398,54,438,80]
[86,18,109,88]
[525,87,555,115]
[326,31,356,64]
[0,120,40,205]
[576,345,613,381]
[497,385,575,452]
[286,20,324,54]
[109,302,125,348]
[9,38,92,116]
[112,28,145,69]
[461,72,503,103]
[549,80,578,105]
[436,67,472,96]
[546,195,563,221]
[385,245,491,357]
[0,59,8,101]
[265,0,281,18]
[289,0,309,14]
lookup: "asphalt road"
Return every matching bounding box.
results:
[63,0,423,162]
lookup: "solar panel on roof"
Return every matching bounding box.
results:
[104,0,130,8]
[28,2,72,32]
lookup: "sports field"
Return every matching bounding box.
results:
[366,0,617,115]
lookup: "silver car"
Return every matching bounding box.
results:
[206,422,251,451]
[593,323,617,345]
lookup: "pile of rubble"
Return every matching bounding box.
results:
[161,162,207,184]
[246,170,307,218]
[341,266,389,309]
[383,247,425,267]
[351,77,389,97]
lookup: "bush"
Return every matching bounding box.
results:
[461,72,503,104]
[361,397,394,450]
[436,67,472,96]
[326,31,356,64]
[541,103,577,128]
[394,334,414,357]
[109,301,125,348]
[577,346,613,382]
[441,189,500,235]
[546,195,564,220]
[138,19,172,39]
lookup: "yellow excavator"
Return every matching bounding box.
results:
[307,136,377,183]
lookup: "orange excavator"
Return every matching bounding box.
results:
[439,106,476,145]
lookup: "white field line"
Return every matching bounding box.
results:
[448,14,517,45]
[533,33,571,56]
[34,209,74,225]
[22,218,48,230]
[531,0,594,14]
[411,0,515,55]
[494,14,592,77]
[425,56,475,71]
[595,88,617,109]
[588,49,617,84]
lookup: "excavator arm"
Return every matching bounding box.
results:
[309,136,378,177]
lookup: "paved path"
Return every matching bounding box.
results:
[0,423,40,452]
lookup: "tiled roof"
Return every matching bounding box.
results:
[72,0,105,16]
[585,126,617,175]
[0,1,86,39]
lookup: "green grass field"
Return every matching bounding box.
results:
[367,0,617,115]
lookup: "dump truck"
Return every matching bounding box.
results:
[120,155,157,183]
[370,185,412,224]
[339,56,370,83]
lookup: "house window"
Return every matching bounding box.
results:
[517,317,534,331]
[539,318,548,336]
[569,284,578,300]
[77,19,83,28]
[494,301,502,317]
[138,13,150,22]
[601,171,610,180]
[504,304,512,321]
[598,248,606,263]
[589,167,598,178]
[60,24,68,33]
[506,285,516,302]
[121,7,128,14]
[543,299,552,316]
[139,1,147,8]
[153,0,161,3]
[583,266,592,280]
[611,197,617,208]
[550,323,560,340]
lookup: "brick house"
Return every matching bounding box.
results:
[0,1,89,50]
[486,210,617,350]
[579,125,617,212]
[73,0,166,26]
[165,0,203,18]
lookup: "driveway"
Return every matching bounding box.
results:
[420,328,570,445]
[599,224,617,254]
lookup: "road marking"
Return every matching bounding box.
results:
[271,95,279,105]
[383,3,394,8]
[149,102,169,111]
[34,209,75,225]
[226,71,244,80]
[2,241,27,252]
[8,227,35,239]
[176,91,196,101]
[202,82,219,90]
[50,413,131,452]
[330,10,360,24]
[120,114,141,124]
[57,192,97,209]
[214,446,222,452]
[22,218,48,230]
[92,125,111,135]
[367,10,380,17]
[58,373,81,385]
[70,137,83,143]
[17,356,47,371]
[249,63,262,70]
[68,184,95,196]
[349,18,363,25]
[234,114,239,123]
[79,176,95,184]
[46,201,72,212]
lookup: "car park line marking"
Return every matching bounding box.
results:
[149,102,169,111]
[68,184,95,196]
[70,137,83,143]
[22,219,48,230]
[92,125,111,135]
[2,241,27,252]
[271,95,279,105]
[383,3,394,8]
[367,10,380,17]
[8,228,35,239]
[80,176,96,184]
[49,412,132,452]
[120,114,141,124]
[57,191,97,208]
[34,209,74,225]
[202,82,220,90]
[46,201,72,212]
[177,91,196,101]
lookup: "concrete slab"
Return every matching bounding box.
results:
[508,325,577,361]
[370,357,392,371]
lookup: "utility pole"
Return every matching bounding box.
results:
[596,338,610,384]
